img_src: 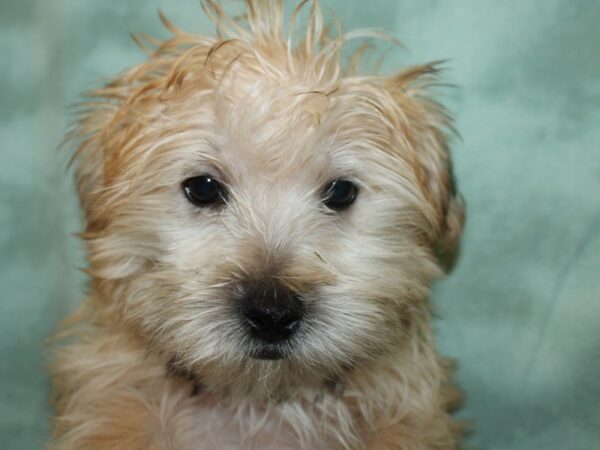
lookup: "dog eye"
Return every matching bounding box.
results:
[182,175,226,207]
[323,179,358,210]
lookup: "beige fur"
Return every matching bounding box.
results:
[49,1,466,449]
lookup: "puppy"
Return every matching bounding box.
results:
[50,1,465,449]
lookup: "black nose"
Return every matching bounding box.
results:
[239,283,304,343]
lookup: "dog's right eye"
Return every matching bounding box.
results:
[322,179,358,210]
[182,175,226,207]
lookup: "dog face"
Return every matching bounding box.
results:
[75,2,463,396]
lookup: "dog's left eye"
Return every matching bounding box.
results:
[182,175,226,207]
[322,179,358,210]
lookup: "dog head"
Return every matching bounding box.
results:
[73,1,464,397]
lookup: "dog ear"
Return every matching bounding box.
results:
[435,172,465,272]
[68,101,117,233]
[382,64,465,271]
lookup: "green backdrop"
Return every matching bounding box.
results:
[1,1,599,449]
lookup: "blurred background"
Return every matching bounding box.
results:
[1,0,599,449]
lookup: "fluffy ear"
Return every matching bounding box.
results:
[382,64,465,271]
[68,98,117,233]
[436,176,465,272]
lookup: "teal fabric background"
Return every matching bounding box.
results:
[1,1,599,449]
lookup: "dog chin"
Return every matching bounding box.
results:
[248,342,289,361]
[248,343,287,360]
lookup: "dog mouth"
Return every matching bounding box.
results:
[248,343,287,360]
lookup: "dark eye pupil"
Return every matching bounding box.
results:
[183,175,225,206]
[324,179,358,210]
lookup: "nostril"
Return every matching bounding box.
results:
[282,318,300,333]
[245,314,265,332]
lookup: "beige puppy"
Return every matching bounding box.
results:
[50,1,465,449]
